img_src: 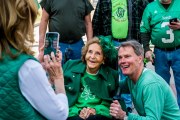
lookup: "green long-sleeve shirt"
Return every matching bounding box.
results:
[69,71,111,118]
[120,68,180,119]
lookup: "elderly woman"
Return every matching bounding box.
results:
[64,37,124,120]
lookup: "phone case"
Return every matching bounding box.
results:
[169,18,178,24]
[44,32,60,55]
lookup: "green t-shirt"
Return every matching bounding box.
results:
[140,0,180,48]
[69,71,111,118]
[121,68,180,119]
[111,0,128,39]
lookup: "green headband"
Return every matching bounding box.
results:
[98,35,118,64]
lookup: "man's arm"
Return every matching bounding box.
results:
[39,8,49,52]
[141,33,151,53]
[141,32,154,63]
[85,13,93,41]
[140,4,154,63]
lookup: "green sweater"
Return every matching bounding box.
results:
[69,71,112,118]
[121,68,180,119]
[0,50,45,120]
[63,60,126,117]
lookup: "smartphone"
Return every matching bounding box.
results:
[44,32,60,55]
[169,18,178,25]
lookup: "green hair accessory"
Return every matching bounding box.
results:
[98,35,118,64]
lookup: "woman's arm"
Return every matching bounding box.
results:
[19,59,68,120]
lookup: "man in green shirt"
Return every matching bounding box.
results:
[110,40,180,119]
[140,0,180,107]
[92,0,153,111]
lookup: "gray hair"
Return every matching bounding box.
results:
[118,40,144,57]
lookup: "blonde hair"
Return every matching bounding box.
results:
[0,0,38,60]
[81,37,104,62]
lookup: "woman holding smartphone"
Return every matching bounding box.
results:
[0,0,68,119]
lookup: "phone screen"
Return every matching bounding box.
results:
[44,32,60,55]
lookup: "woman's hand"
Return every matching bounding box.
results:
[38,46,45,63]
[79,107,96,119]
[44,51,63,80]
[55,49,62,63]
[110,100,126,119]
[44,50,65,94]
[38,45,48,71]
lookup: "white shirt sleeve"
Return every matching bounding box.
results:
[18,60,68,120]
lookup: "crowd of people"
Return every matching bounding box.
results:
[0,0,180,120]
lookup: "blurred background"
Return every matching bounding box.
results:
[32,0,176,97]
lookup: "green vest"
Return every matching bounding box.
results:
[0,50,45,120]
[34,0,40,9]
